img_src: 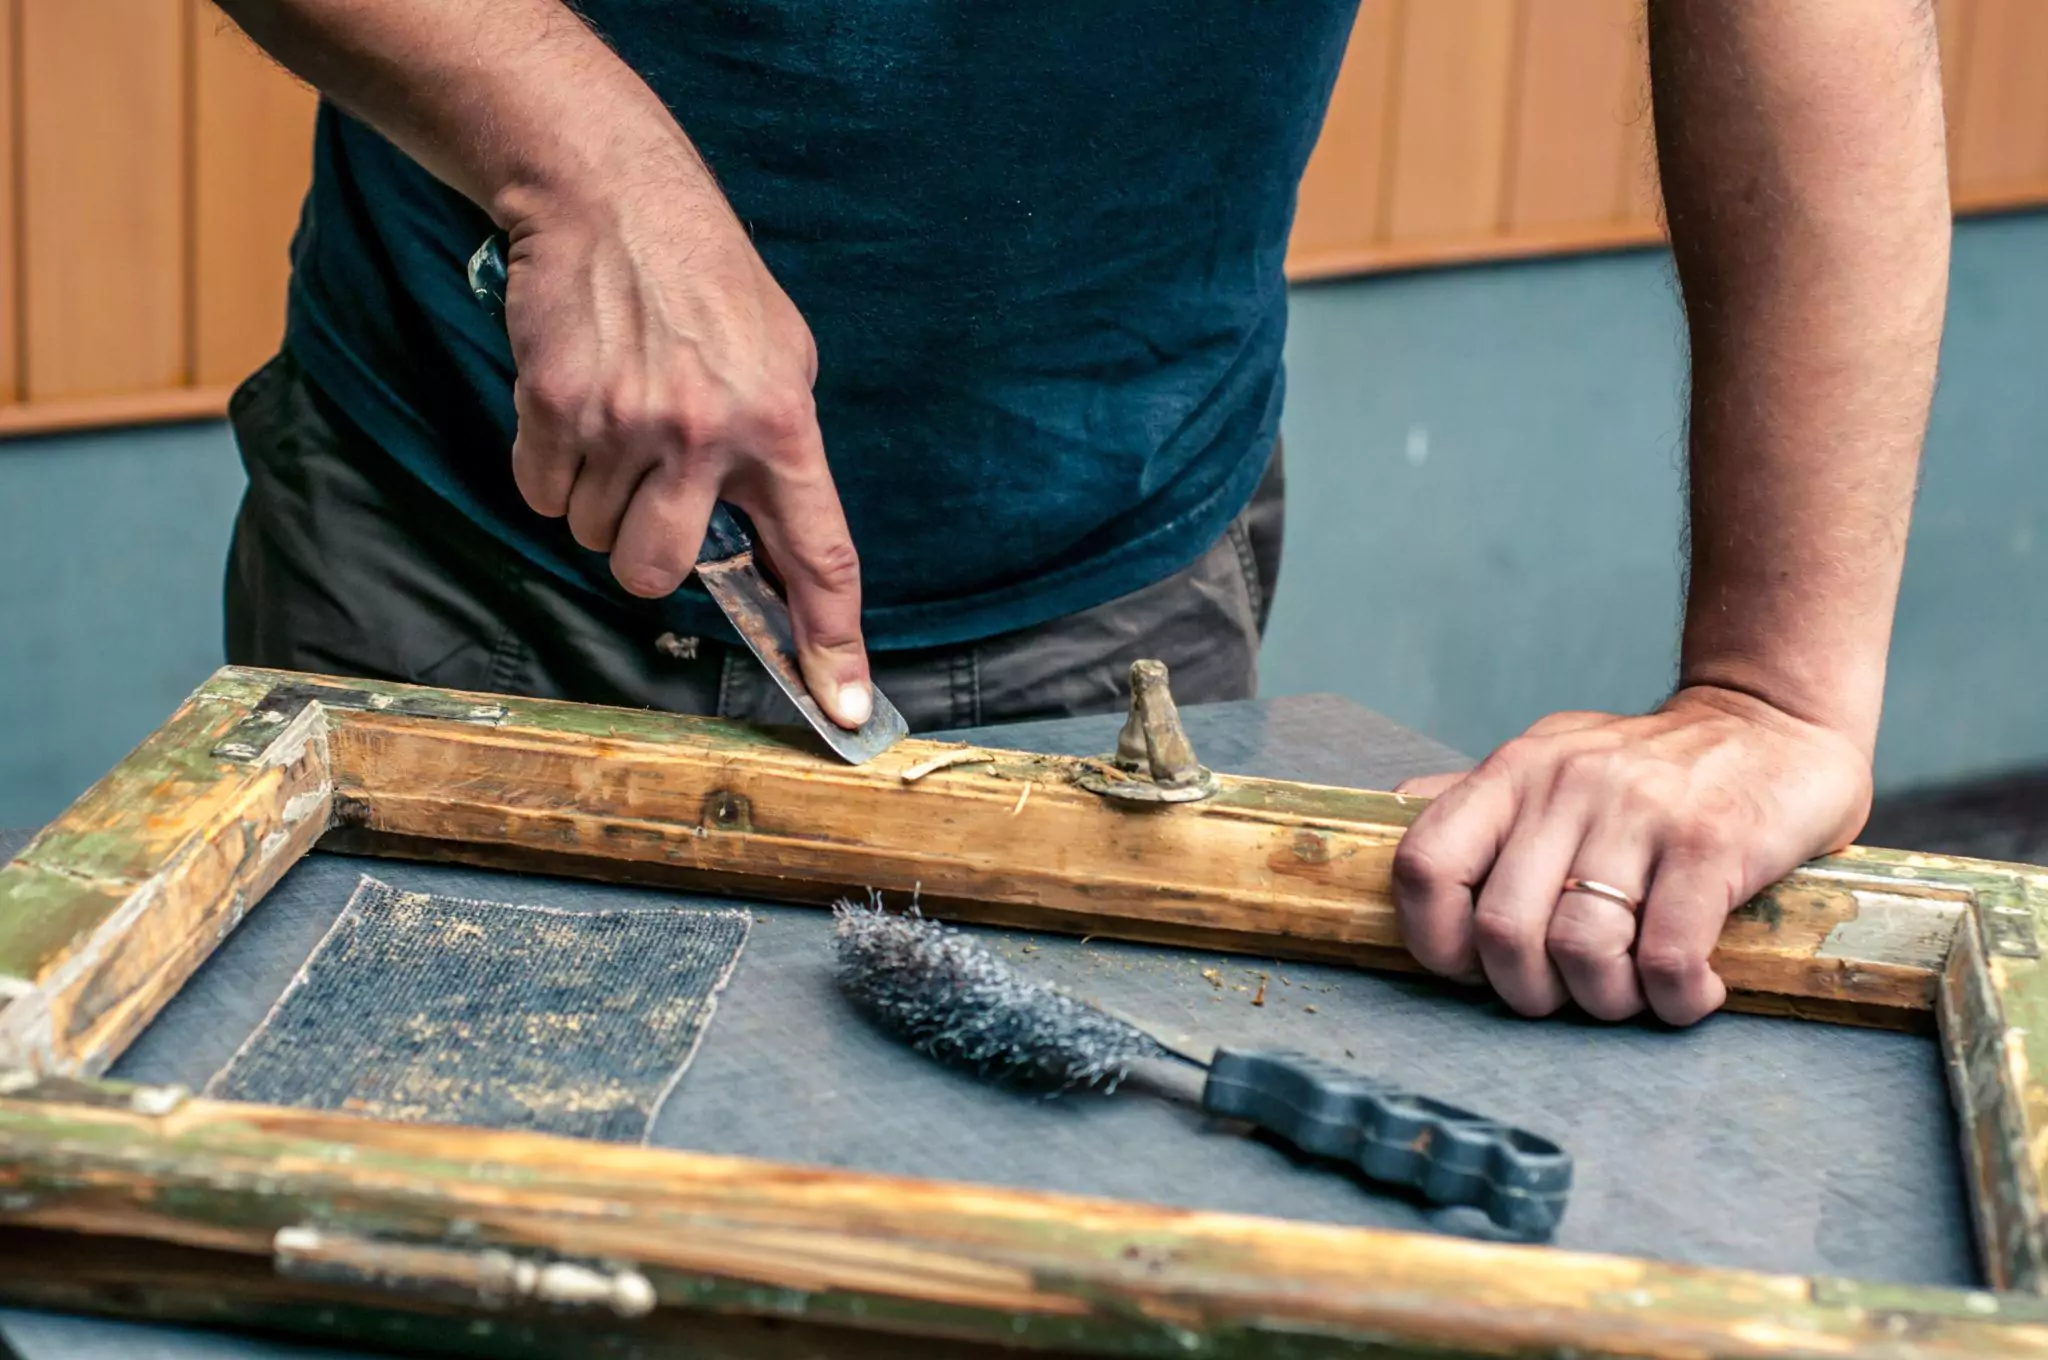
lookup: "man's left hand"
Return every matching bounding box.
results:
[1390,685,1873,1026]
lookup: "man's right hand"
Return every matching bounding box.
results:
[499,186,873,729]
[209,0,874,730]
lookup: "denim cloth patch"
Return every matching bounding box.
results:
[204,876,751,1142]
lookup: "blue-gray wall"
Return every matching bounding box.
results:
[1264,211,2048,790]
[3,213,2045,825]
[0,422,247,825]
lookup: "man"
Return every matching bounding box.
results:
[213,1,1950,1028]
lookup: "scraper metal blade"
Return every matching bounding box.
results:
[468,233,908,764]
[696,508,908,764]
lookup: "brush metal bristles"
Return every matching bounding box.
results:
[831,897,1165,1090]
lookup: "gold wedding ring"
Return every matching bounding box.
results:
[1561,877,1641,914]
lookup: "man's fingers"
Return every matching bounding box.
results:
[1547,833,1649,1021]
[565,450,657,555]
[1469,812,1582,1017]
[740,434,871,729]
[509,420,578,519]
[1391,765,1518,982]
[610,464,716,599]
[1634,853,1736,1026]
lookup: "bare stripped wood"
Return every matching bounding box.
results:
[190,1,315,387]
[1,1084,2044,1358]
[1383,0,1521,243]
[17,0,188,401]
[1286,0,1398,275]
[1503,0,1642,232]
[1950,0,2048,202]
[216,665,1963,1030]
[0,672,330,1076]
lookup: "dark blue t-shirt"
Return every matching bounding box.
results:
[285,1,1360,649]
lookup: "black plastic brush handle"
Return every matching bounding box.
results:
[465,232,754,563]
[1201,1048,1572,1237]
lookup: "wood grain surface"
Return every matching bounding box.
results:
[2,1079,2045,1358]
[252,666,1969,1032]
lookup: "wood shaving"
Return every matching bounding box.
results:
[1010,781,1034,816]
[1072,758,1136,784]
[899,748,993,783]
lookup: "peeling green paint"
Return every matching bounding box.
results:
[0,680,279,986]
[1811,1275,2048,1322]
[1204,780,1420,830]
[5,1085,2048,1358]
[13,700,254,884]
[0,863,132,982]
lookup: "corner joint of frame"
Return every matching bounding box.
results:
[212,691,334,767]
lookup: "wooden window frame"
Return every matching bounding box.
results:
[2,664,2047,1356]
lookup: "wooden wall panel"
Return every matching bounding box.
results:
[0,0,18,406]
[3,0,2048,434]
[1949,0,2048,208]
[1937,0,1977,165]
[190,1,315,388]
[1504,0,1642,232]
[1383,0,1521,243]
[17,0,188,403]
[1289,0,1398,274]
[1614,15,1661,234]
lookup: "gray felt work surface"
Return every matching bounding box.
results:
[0,694,1979,1360]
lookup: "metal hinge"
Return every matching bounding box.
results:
[1982,902,2042,960]
[272,1226,655,1317]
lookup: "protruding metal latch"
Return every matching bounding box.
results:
[1075,660,1218,804]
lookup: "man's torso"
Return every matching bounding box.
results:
[285,0,1358,648]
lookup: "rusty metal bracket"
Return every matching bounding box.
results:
[1075,660,1218,804]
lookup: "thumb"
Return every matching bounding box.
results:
[741,444,872,729]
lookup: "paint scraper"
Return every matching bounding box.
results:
[467,233,908,764]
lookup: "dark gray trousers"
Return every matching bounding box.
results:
[223,352,1284,731]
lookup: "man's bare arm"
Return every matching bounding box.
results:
[1392,0,1949,1025]
[214,0,875,728]
[215,2,683,226]
[1657,0,1949,750]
